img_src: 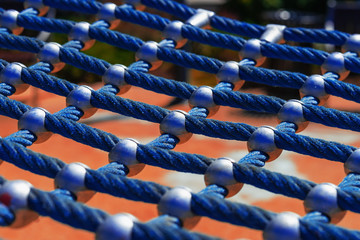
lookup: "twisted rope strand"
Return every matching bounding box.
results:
[138,0,352,45]
[2,31,360,109]
[0,87,357,165]
[2,9,360,77]
[1,0,360,238]
[2,34,360,136]
[1,134,360,216]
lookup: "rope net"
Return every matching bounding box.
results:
[0,0,359,239]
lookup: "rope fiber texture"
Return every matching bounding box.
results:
[1,0,360,239]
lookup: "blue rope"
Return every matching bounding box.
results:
[3,31,360,110]
[0,84,357,165]
[2,36,360,136]
[0,204,15,226]
[141,0,196,19]
[2,10,359,77]
[1,0,360,238]
[27,184,218,239]
[1,61,358,237]
[140,0,352,45]
[0,167,357,239]
[1,132,360,217]
[115,5,171,31]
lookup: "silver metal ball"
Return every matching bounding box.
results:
[24,0,49,16]
[68,22,95,51]
[247,126,282,162]
[261,24,286,44]
[0,62,29,94]
[0,10,23,35]
[108,138,145,177]
[37,42,65,73]
[263,212,300,240]
[277,99,309,133]
[163,21,187,49]
[299,74,329,106]
[186,9,214,29]
[342,34,360,56]
[304,183,346,224]
[96,213,137,240]
[18,107,52,144]
[97,3,121,30]
[0,180,39,228]
[239,39,266,67]
[157,187,200,229]
[54,162,96,203]
[321,52,349,80]
[102,64,130,94]
[204,157,243,198]
[66,85,97,119]
[216,61,244,90]
[344,149,360,174]
[160,110,192,144]
[189,86,219,117]
[135,41,163,71]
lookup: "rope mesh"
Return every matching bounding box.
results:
[0,0,359,239]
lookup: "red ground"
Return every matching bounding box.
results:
[0,83,359,239]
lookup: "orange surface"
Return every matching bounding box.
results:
[0,82,359,240]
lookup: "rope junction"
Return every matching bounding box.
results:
[0,0,359,239]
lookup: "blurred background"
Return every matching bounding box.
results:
[0,1,360,239]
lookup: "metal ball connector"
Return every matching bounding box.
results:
[160,110,192,144]
[68,22,96,51]
[344,149,360,174]
[304,183,346,224]
[24,0,49,16]
[18,107,52,144]
[96,213,137,240]
[189,86,219,117]
[0,62,29,94]
[263,212,300,240]
[135,41,163,71]
[216,61,244,90]
[108,138,145,177]
[38,42,65,73]
[299,74,329,106]
[0,10,23,35]
[277,99,309,133]
[102,64,130,94]
[54,162,96,203]
[247,126,282,162]
[321,52,349,81]
[0,180,39,228]
[342,34,360,56]
[186,9,214,29]
[97,3,121,30]
[239,39,266,67]
[163,21,187,49]
[204,157,243,198]
[260,24,286,44]
[124,0,146,11]
[158,187,200,229]
[66,85,97,119]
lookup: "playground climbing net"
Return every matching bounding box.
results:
[0,0,360,239]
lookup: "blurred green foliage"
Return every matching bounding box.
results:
[223,0,328,23]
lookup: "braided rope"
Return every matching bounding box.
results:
[0,0,359,239]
